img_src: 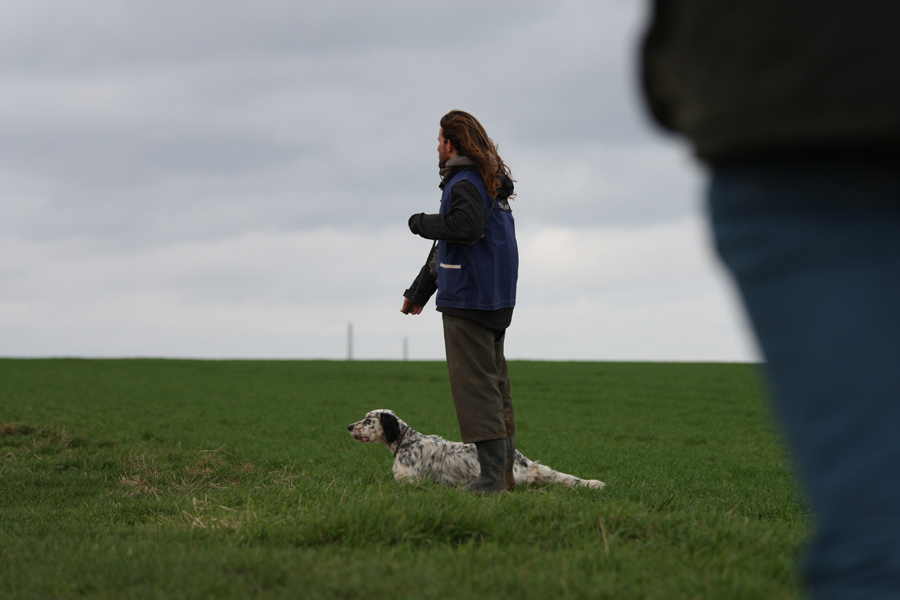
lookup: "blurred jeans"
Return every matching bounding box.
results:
[709,153,900,600]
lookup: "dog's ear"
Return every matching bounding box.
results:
[379,411,401,444]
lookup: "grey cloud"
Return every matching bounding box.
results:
[2,123,304,188]
[0,1,555,74]
[0,3,698,258]
[2,1,661,249]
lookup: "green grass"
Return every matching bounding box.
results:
[0,359,808,599]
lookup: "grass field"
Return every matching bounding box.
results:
[0,359,808,599]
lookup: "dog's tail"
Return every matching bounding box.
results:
[523,461,605,489]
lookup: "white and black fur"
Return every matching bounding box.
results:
[347,409,605,489]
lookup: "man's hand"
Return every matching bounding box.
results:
[401,298,424,315]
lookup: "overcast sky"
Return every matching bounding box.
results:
[0,1,760,362]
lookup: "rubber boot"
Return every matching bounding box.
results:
[464,438,508,494]
[505,434,517,491]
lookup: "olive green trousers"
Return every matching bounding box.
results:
[442,314,516,444]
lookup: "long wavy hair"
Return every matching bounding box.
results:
[440,110,514,200]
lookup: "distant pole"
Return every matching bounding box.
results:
[403,337,408,361]
[347,323,353,361]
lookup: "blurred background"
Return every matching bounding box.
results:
[0,1,758,361]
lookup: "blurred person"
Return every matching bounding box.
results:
[641,1,900,598]
[401,110,519,494]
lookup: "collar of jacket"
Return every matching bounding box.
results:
[439,155,477,188]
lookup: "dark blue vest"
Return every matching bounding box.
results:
[436,170,518,310]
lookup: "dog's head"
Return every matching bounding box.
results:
[347,409,405,447]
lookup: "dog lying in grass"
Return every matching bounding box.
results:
[347,409,605,489]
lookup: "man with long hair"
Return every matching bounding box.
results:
[401,110,518,493]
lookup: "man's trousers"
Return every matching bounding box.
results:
[442,314,515,444]
[710,154,900,600]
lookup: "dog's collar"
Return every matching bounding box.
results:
[391,426,408,457]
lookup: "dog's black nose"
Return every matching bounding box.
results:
[347,424,353,431]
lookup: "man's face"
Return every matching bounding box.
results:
[437,128,456,165]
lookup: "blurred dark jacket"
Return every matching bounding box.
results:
[641,0,900,162]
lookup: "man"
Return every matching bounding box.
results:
[641,2,900,598]
[401,110,518,494]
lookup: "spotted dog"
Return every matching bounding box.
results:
[347,409,605,489]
